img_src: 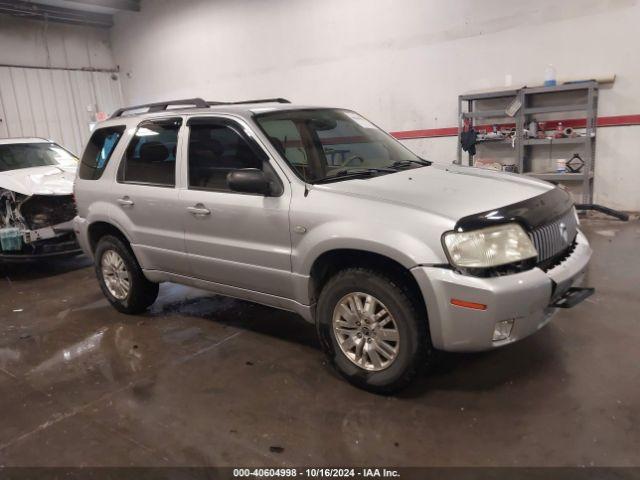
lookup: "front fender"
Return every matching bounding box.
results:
[293,219,446,275]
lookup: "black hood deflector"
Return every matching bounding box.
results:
[455,187,573,232]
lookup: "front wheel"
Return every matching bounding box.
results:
[94,235,159,314]
[316,268,431,394]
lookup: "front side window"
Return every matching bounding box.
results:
[118,118,181,187]
[79,126,125,180]
[188,121,267,192]
[0,142,78,173]
[255,109,427,183]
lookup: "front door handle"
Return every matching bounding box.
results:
[117,196,134,206]
[187,204,211,216]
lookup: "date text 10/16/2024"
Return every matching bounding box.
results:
[233,468,401,478]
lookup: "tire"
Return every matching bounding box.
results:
[94,235,159,314]
[316,267,432,394]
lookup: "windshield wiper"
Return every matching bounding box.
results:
[389,158,433,169]
[313,167,396,184]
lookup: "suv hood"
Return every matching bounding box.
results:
[314,164,554,223]
[0,165,76,196]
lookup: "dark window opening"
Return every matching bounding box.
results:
[119,118,181,187]
[188,123,268,192]
[79,126,125,180]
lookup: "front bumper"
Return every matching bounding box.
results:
[412,229,592,352]
[0,231,81,261]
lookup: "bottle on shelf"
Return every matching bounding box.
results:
[544,64,557,87]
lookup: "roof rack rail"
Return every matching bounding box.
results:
[109,97,291,119]
[110,98,209,118]
[206,98,291,106]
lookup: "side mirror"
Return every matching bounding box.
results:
[227,168,271,196]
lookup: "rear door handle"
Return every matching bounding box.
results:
[117,196,134,206]
[187,204,211,216]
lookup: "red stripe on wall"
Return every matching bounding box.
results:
[389,114,640,140]
[391,127,459,139]
[595,114,640,126]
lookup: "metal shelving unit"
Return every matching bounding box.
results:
[457,82,598,203]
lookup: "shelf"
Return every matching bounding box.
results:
[526,172,593,182]
[522,136,590,146]
[460,88,520,101]
[523,104,589,114]
[523,82,597,95]
[462,110,511,119]
[476,137,511,144]
[458,82,598,203]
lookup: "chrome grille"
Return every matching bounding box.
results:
[529,208,578,263]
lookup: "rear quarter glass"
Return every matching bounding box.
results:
[79,125,126,180]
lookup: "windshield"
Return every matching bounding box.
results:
[0,142,78,172]
[254,109,426,183]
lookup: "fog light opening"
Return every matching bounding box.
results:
[493,319,515,341]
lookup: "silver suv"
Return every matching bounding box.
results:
[73,98,593,393]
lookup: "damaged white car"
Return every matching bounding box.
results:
[0,138,81,260]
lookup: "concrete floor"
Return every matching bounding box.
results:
[0,217,638,467]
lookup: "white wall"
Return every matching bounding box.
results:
[0,16,123,154]
[111,0,640,211]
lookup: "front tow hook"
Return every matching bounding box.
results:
[551,287,595,308]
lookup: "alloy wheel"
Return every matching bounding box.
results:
[332,292,400,371]
[101,250,130,300]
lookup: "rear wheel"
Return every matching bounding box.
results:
[94,235,158,314]
[316,267,431,394]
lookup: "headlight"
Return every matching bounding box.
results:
[443,223,537,269]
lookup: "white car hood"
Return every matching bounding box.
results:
[0,165,77,196]
[315,163,555,223]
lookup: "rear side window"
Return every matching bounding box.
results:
[118,118,182,187]
[79,126,125,180]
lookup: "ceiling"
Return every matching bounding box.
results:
[0,0,140,27]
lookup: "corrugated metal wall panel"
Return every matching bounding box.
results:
[37,69,63,143]
[50,69,81,152]
[0,66,123,156]
[8,68,34,137]
[0,73,8,138]
[0,68,23,138]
